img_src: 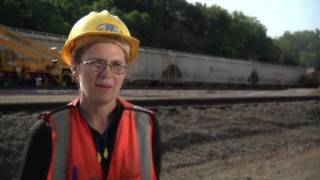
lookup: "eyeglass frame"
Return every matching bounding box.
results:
[81,58,128,75]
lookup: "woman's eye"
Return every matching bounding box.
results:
[113,63,122,67]
[91,61,99,65]
[111,62,123,67]
[94,60,105,65]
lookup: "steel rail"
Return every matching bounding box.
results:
[1,96,320,112]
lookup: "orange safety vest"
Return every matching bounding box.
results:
[43,98,157,180]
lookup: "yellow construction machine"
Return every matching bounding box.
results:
[0,24,73,88]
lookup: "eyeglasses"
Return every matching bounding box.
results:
[82,58,128,75]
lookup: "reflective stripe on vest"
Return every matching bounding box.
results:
[134,106,152,180]
[52,109,70,180]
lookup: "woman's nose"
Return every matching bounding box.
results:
[98,64,113,78]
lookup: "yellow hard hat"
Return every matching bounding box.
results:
[61,10,140,65]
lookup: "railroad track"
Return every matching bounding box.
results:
[1,96,320,112]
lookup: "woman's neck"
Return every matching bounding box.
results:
[79,96,117,134]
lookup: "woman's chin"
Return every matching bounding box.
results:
[92,93,116,104]
[82,87,118,104]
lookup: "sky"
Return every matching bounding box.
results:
[186,0,320,38]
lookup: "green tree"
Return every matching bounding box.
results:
[0,0,32,29]
[275,30,320,68]
[228,11,273,62]
[123,10,152,45]
[2,0,316,68]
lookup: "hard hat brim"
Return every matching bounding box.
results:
[61,32,140,66]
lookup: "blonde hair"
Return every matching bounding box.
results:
[71,35,130,65]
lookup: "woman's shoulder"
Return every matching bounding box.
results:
[38,104,74,122]
[30,118,51,136]
[131,105,154,115]
[118,98,155,115]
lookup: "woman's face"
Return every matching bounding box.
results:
[74,42,127,104]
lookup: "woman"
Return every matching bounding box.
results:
[19,10,161,180]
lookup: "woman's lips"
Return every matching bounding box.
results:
[95,83,112,89]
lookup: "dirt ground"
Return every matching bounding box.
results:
[0,101,320,179]
[157,101,320,179]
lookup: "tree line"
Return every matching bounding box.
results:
[0,0,319,69]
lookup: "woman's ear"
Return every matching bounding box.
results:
[71,65,78,79]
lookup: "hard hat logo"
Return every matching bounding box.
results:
[96,24,122,34]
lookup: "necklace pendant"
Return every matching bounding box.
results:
[103,148,108,159]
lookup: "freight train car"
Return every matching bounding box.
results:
[127,47,305,87]
[0,25,308,88]
[303,69,320,87]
